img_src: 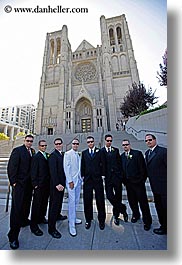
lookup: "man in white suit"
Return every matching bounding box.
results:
[63,138,82,236]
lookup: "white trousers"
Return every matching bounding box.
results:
[67,179,82,227]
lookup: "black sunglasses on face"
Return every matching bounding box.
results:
[55,143,62,145]
[40,145,47,147]
[122,144,129,146]
[145,139,153,142]
[87,141,94,143]
[72,143,79,145]
[26,140,33,143]
[106,140,112,142]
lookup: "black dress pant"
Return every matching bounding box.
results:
[30,184,49,230]
[105,177,126,218]
[8,183,26,242]
[153,193,167,230]
[22,178,33,223]
[126,181,152,225]
[83,178,106,224]
[48,187,64,232]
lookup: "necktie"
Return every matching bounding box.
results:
[90,149,94,157]
[76,152,79,165]
[28,148,32,156]
[148,149,152,159]
[43,152,47,159]
[108,147,111,153]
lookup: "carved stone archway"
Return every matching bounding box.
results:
[75,97,93,133]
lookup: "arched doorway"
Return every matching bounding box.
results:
[75,98,93,133]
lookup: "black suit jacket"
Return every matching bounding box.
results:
[48,149,66,187]
[7,145,35,186]
[101,146,122,181]
[81,147,106,182]
[145,145,167,195]
[31,151,50,187]
[120,149,147,184]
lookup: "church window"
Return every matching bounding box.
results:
[56,38,61,64]
[48,128,53,135]
[75,62,96,82]
[100,119,102,127]
[116,26,122,44]
[50,39,54,65]
[109,28,115,45]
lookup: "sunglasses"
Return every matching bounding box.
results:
[72,143,79,145]
[55,143,62,145]
[87,141,94,143]
[122,144,129,146]
[106,140,112,142]
[40,145,47,147]
[26,140,33,143]
[145,139,153,142]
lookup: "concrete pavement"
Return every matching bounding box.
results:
[0,198,167,250]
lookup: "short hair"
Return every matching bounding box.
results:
[145,134,156,140]
[87,136,94,141]
[54,138,63,144]
[72,138,80,144]
[25,134,34,139]
[122,139,130,144]
[38,139,46,146]
[105,134,113,140]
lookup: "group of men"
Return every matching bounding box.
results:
[7,133,167,250]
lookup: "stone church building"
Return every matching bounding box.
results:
[36,14,139,135]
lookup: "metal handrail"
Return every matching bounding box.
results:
[126,126,167,135]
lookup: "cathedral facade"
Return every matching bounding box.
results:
[36,14,139,135]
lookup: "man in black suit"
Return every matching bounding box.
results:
[7,134,35,249]
[145,134,167,235]
[101,134,128,225]
[120,139,152,231]
[48,138,67,239]
[81,136,106,230]
[30,140,50,236]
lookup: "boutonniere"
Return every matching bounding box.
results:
[128,154,133,159]
[46,153,50,158]
[111,147,115,152]
[31,149,36,155]
[95,149,99,153]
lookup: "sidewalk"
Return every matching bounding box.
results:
[0,198,167,250]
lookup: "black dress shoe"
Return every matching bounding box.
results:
[144,224,151,231]
[9,240,19,250]
[21,219,31,227]
[123,212,128,222]
[131,216,139,223]
[114,217,119,226]
[31,228,43,236]
[48,229,62,238]
[99,222,105,230]
[153,227,167,235]
[85,222,91,229]
[57,214,67,221]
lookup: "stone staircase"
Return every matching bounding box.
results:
[0,130,153,212]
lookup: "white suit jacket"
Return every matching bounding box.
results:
[63,149,82,186]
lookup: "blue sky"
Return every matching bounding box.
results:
[0,0,167,107]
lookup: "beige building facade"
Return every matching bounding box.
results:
[36,14,139,135]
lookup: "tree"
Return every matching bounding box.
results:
[157,49,167,87]
[120,82,158,118]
